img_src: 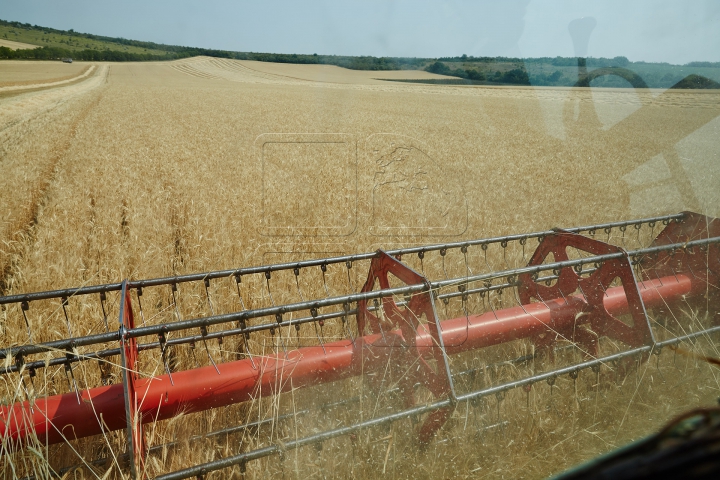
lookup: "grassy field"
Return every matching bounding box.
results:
[0,23,169,56]
[1,58,719,479]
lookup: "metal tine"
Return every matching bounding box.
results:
[555,268,571,305]
[158,330,174,385]
[592,262,610,297]
[635,222,643,246]
[234,274,255,369]
[669,265,681,284]
[482,243,492,272]
[173,282,201,368]
[630,254,649,290]
[461,244,474,277]
[501,239,510,270]
[293,267,327,353]
[311,307,327,354]
[319,263,331,339]
[345,260,354,294]
[203,278,215,315]
[320,263,331,298]
[440,249,451,314]
[170,283,181,322]
[19,374,35,413]
[373,298,388,344]
[200,324,221,375]
[99,291,109,332]
[342,302,356,348]
[524,383,532,409]
[136,287,147,326]
[294,267,305,346]
[160,283,182,379]
[294,267,306,302]
[547,374,556,396]
[64,350,81,404]
[343,261,358,349]
[189,338,201,368]
[99,358,112,386]
[14,354,35,413]
[460,244,472,336]
[440,248,450,280]
[265,270,288,358]
[61,296,72,336]
[650,262,666,288]
[484,281,499,321]
[265,270,276,306]
[20,301,32,342]
[459,283,470,331]
[574,281,598,359]
[682,248,699,280]
[203,278,224,362]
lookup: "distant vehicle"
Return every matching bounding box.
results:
[62,58,73,63]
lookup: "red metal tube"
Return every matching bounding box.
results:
[0,274,698,447]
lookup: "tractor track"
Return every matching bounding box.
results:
[0,90,106,296]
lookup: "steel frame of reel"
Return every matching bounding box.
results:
[1,211,719,479]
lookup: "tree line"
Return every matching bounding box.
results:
[0,44,428,70]
[2,18,718,85]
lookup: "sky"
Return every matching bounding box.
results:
[1,0,718,64]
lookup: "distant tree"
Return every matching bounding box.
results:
[612,56,630,67]
[425,61,451,75]
[549,70,563,82]
[686,61,720,68]
[501,68,530,85]
[465,69,484,81]
[671,74,720,89]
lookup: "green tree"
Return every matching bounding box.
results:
[425,61,450,75]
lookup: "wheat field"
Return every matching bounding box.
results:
[0,39,39,51]
[1,57,720,479]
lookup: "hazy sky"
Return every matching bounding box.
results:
[1,0,718,63]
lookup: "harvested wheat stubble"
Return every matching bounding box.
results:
[0,61,91,88]
[0,58,719,479]
[0,39,39,51]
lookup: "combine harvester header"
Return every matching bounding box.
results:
[1,211,719,478]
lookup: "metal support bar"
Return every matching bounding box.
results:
[153,321,720,480]
[3,236,717,364]
[0,270,709,447]
[119,281,146,479]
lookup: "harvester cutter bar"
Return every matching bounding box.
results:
[1,234,716,368]
[1,238,717,445]
[156,322,720,480]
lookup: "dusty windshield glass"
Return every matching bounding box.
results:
[0,2,718,479]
